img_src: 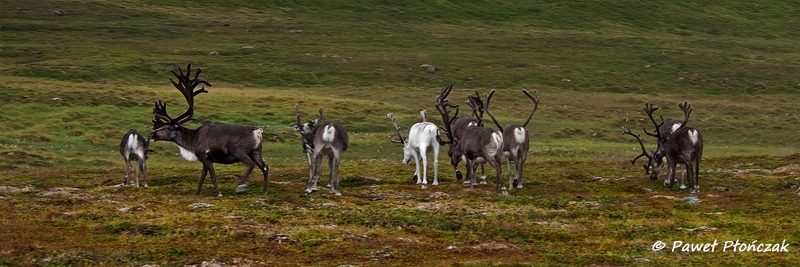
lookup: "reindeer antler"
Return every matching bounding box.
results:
[674,101,692,132]
[622,119,652,173]
[152,101,173,129]
[642,103,664,140]
[521,89,540,127]
[387,113,405,143]
[294,103,303,130]
[152,64,211,129]
[434,83,459,145]
[483,89,504,132]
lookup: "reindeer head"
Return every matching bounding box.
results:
[387,113,416,165]
[294,104,323,153]
[150,64,211,142]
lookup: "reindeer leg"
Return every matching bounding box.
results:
[327,155,334,190]
[515,153,525,190]
[684,153,697,194]
[205,162,222,197]
[432,142,439,186]
[248,151,269,194]
[140,157,147,188]
[479,164,487,184]
[123,155,132,186]
[196,165,208,195]
[235,157,255,193]
[490,155,506,195]
[308,153,323,194]
[466,159,475,188]
[333,153,342,196]
[506,157,513,184]
[305,151,313,184]
[694,154,701,192]
[134,158,141,188]
[412,151,421,185]
[419,145,429,187]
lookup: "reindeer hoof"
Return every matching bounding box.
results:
[455,171,463,180]
[305,189,314,195]
[679,185,687,189]
[412,175,418,182]
[235,184,247,193]
[334,192,342,197]
[432,181,439,186]
[216,193,223,197]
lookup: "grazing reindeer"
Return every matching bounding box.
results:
[295,104,349,196]
[433,84,482,181]
[119,129,149,187]
[624,102,703,193]
[450,90,506,194]
[387,113,441,188]
[647,118,688,188]
[485,89,540,190]
[149,64,269,197]
[647,102,704,193]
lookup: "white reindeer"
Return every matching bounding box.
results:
[387,112,441,188]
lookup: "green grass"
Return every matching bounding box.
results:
[2,0,800,266]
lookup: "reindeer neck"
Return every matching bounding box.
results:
[171,126,200,150]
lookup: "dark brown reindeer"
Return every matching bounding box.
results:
[294,104,349,196]
[449,89,506,194]
[485,89,540,190]
[433,84,483,182]
[646,118,688,189]
[648,102,703,193]
[149,64,269,197]
[120,129,149,187]
[624,102,703,193]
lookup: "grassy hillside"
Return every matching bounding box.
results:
[1,1,800,266]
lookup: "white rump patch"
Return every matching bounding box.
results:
[688,129,699,145]
[126,134,144,158]
[253,128,264,149]
[513,127,526,145]
[177,145,198,161]
[322,125,336,143]
[491,131,503,151]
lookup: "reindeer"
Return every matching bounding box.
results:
[387,112,441,188]
[149,64,269,197]
[119,129,149,187]
[449,89,506,194]
[485,89,540,190]
[624,102,703,193]
[433,84,483,182]
[647,118,688,189]
[294,104,323,182]
[648,102,704,193]
[295,104,348,196]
